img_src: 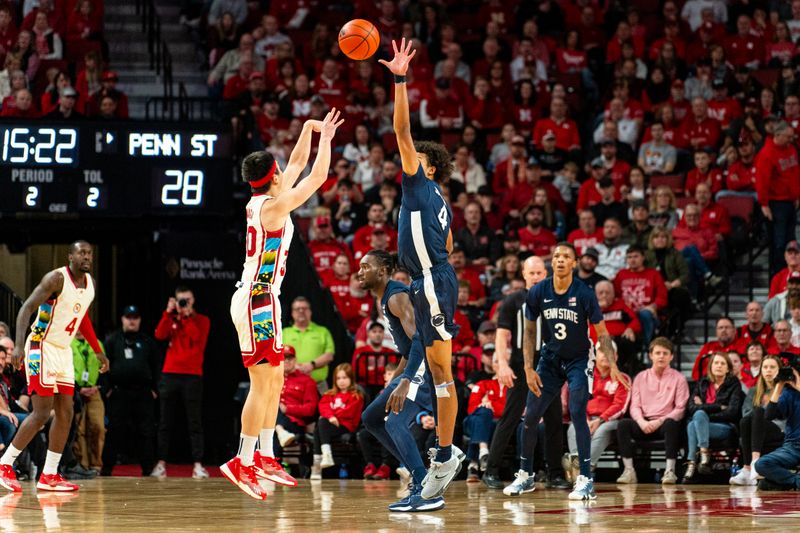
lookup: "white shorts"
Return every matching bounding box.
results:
[25,335,75,396]
[230,287,284,367]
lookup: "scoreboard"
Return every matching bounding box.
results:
[0,121,234,217]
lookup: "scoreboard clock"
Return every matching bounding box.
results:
[0,122,233,217]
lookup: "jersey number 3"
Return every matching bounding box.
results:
[437,205,448,230]
[553,322,567,340]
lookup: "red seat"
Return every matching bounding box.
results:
[439,131,462,151]
[751,69,779,89]
[717,196,754,225]
[676,196,693,209]
[649,174,685,195]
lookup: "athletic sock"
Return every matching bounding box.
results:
[479,446,489,458]
[0,445,22,467]
[434,444,452,462]
[622,457,634,470]
[238,434,258,467]
[258,429,275,458]
[43,451,61,476]
[321,444,332,456]
[411,466,427,486]
[666,458,676,472]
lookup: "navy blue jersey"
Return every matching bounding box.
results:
[397,164,452,276]
[525,277,603,360]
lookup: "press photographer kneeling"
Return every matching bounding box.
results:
[755,356,800,490]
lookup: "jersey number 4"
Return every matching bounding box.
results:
[553,322,567,340]
[65,317,78,335]
[437,205,448,230]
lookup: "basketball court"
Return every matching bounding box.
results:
[2,478,796,531]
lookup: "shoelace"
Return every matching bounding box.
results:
[512,471,530,488]
[427,448,437,463]
[574,476,590,492]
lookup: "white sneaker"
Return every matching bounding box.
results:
[616,467,637,484]
[277,428,296,448]
[420,445,464,499]
[503,470,536,496]
[149,463,167,479]
[750,465,763,481]
[661,469,678,485]
[396,466,412,486]
[192,464,209,479]
[729,468,754,486]
[321,450,335,469]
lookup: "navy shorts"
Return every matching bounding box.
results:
[409,263,459,347]
[536,348,595,398]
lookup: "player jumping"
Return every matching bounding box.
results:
[357,250,443,512]
[222,109,344,500]
[1,240,109,492]
[380,38,463,500]
[503,242,628,500]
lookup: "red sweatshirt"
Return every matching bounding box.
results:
[613,268,668,312]
[755,136,800,206]
[769,267,800,298]
[587,370,631,421]
[568,228,604,256]
[281,369,319,426]
[684,167,724,196]
[725,159,757,192]
[599,298,641,337]
[154,311,210,376]
[318,391,364,432]
[467,379,506,418]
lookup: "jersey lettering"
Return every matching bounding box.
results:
[542,308,579,323]
[437,205,448,230]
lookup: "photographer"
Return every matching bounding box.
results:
[755,359,800,490]
[152,287,210,479]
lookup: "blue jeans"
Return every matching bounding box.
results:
[0,412,28,446]
[637,309,659,348]
[755,441,800,489]
[463,407,497,461]
[768,200,798,276]
[686,410,733,458]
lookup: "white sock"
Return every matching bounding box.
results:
[666,459,676,472]
[43,451,61,475]
[259,429,275,458]
[479,445,489,457]
[0,445,22,467]
[321,444,332,455]
[622,458,634,470]
[238,434,258,467]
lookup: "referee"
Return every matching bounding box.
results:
[482,256,570,489]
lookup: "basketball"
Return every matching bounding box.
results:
[338,19,379,61]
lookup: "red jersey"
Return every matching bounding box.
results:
[309,239,351,274]
[613,268,668,312]
[726,33,763,67]
[319,270,350,299]
[567,228,604,256]
[467,379,506,418]
[518,226,557,257]
[769,267,800,298]
[281,369,319,425]
[679,116,721,151]
[318,391,364,432]
[707,98,743,128]
[735,323,773,353]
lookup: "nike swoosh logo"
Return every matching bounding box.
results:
[434,474,450,480]
[544,298,553,303]
[414,289,420,294]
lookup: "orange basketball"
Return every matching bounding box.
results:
[338,19,380,61]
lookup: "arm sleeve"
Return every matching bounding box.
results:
[154,311,175,341]
[78,315,103,354]
[400,335,425,382]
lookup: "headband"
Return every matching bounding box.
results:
[249,160,277,189]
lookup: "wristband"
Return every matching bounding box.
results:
[394,74,407,84]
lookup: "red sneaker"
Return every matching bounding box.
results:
[0,466,21,493]
[372,464,391,481]
[220,458,267,500]
[36,474,78,492]
[253,452,297,487]
[363,463,377,479]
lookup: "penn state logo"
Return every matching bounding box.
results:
[431,314,445,328]
[73,303,82,314]
[411,374,425,385]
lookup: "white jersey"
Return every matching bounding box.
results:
[239,194,294,295]
[30,266,95,349]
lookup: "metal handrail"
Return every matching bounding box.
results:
[0,282,23,338]
[135,0,173,108]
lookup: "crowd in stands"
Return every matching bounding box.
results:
[0,0,128,119]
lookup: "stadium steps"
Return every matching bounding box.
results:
[104,0,208,118]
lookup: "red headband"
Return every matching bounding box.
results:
[249,160,277,189]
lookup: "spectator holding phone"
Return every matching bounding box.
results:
[755,360,800,490]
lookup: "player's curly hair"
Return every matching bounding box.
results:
[365,249,396,276]
[414,141,453,183]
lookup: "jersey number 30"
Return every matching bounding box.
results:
[437,205,448,230]
[553,322,567,340]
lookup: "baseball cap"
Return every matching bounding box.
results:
[711,78,726,89]
[582,247,599,260]
[122,305,140,317]
[284,345,296,358]
[477,320,497,334]
[315,215,331,227]
[786,240,800,252]
[631,199,648,210]
[527,155,540,168]
[590,157,605,169]
[371,225,386,236]
[311,94,325,105]
[60,86,77,98]
[790,271,800,279]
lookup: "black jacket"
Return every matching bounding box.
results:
[688,375,744,425]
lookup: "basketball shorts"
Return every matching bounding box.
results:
[536,347,596,399]
[25,336,75,396]
[409,263,460,347]
[231,285,284,367]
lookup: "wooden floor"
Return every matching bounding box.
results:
[1,477,799,531]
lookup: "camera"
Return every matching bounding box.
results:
[177,298,188,308]
[776,353,800,383]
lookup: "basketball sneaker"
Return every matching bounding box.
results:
[389,484,445,512]
[192,464,209,479]
[36,474,78,492]
[420,445,464,500]
[503,470,536,496]
[253,452,297,487]
[568,475,597,500]
[149,463,167,479]
[220,458,267,500]
[0,465,21,493]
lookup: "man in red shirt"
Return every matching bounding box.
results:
[532,97,581,151]
[755,122,800,276]
[351,202,397,259]
[577,162,618,211]
[695,182,731,239]
[308,216,351,274]
[568,209,604,256]
[152,286,211,479]
[723,139,757,195]
[766,320,800,355]
[735,301,773,353]
[680,97,721,151]
[706,79,742,128]
[691,317,739,381]
[319,253,351,300]
[673,203,719,263]
[491,135,528,197]
[275,346,318,453]
[351,321,396,387]
[518,205,557,261]
[613,246,668,348]
[314,58,348,110]
[726,15,763,69]
[769,240,800,298]
[595,280,641,374]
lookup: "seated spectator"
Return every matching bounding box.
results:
[518,206,557,261]
[466,324,496,380]
[0,342,28,449]
[614,245,669,348]
[766,319,800,356]
[45,86,83,120]
[464,355,505,482]
[451,144,487,195]
[684,58,713,101]
[357,364,396,480]
[342,125,371,165]
[577,163,619,212]
[1,88,37,117]
[353,144,385,193]
[492,134,527,197]
[66,0,101,43]
[707,79,741,129]
[565,343,630,477]
[454,282,478,350]
[728,351,746,390]
[679,97,721,151]
[253,15,290,61]
[754,364,800,490]
[455,201,501,266]
[765,272,800,324]
[590,176,628,227]
[488,254,521,304]
[638,122,677,175]
[351,321,395,388]
[449,246,486,308]
[31,11,61,60]
[87,71,129,119]
[732,355,784,485]
[646,227,693,330]
[683,352,744,482]
[534,131,568,180]
[692,317,740,381]
[694,183,731,240]
[310,363,364,479]
[282,297,335,389]
[337,274,374,334]
[568,210,604,256]
[222,58,255,101]
[206,12,239,68]
[509,36,547,84]
[741,341,766,389]
[616,337,688,485]
[672,204,719,285]
[309,216,351,274]
[594,98,639,148]
[352,203,397,260]
[319,253,351,297]
[623,200,653,249]
[75,50,103,103]
[274,346,318,454]
[532,97,581,152]
[331,179,366,240]
[648,186,680,230]
[625,165,650,205]
[736,302,773,353]
[576,247,607,290]
[595,218,629,280]
[0,55,21,103]
[12,30,39,81]
[420,78,463,132]
[208,34,263,88]
[768,241,800,299]
[41,70,78,115]
[685,150,723,197]
[727,15,762,69]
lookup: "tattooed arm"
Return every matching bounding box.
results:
[523,317,542,396]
